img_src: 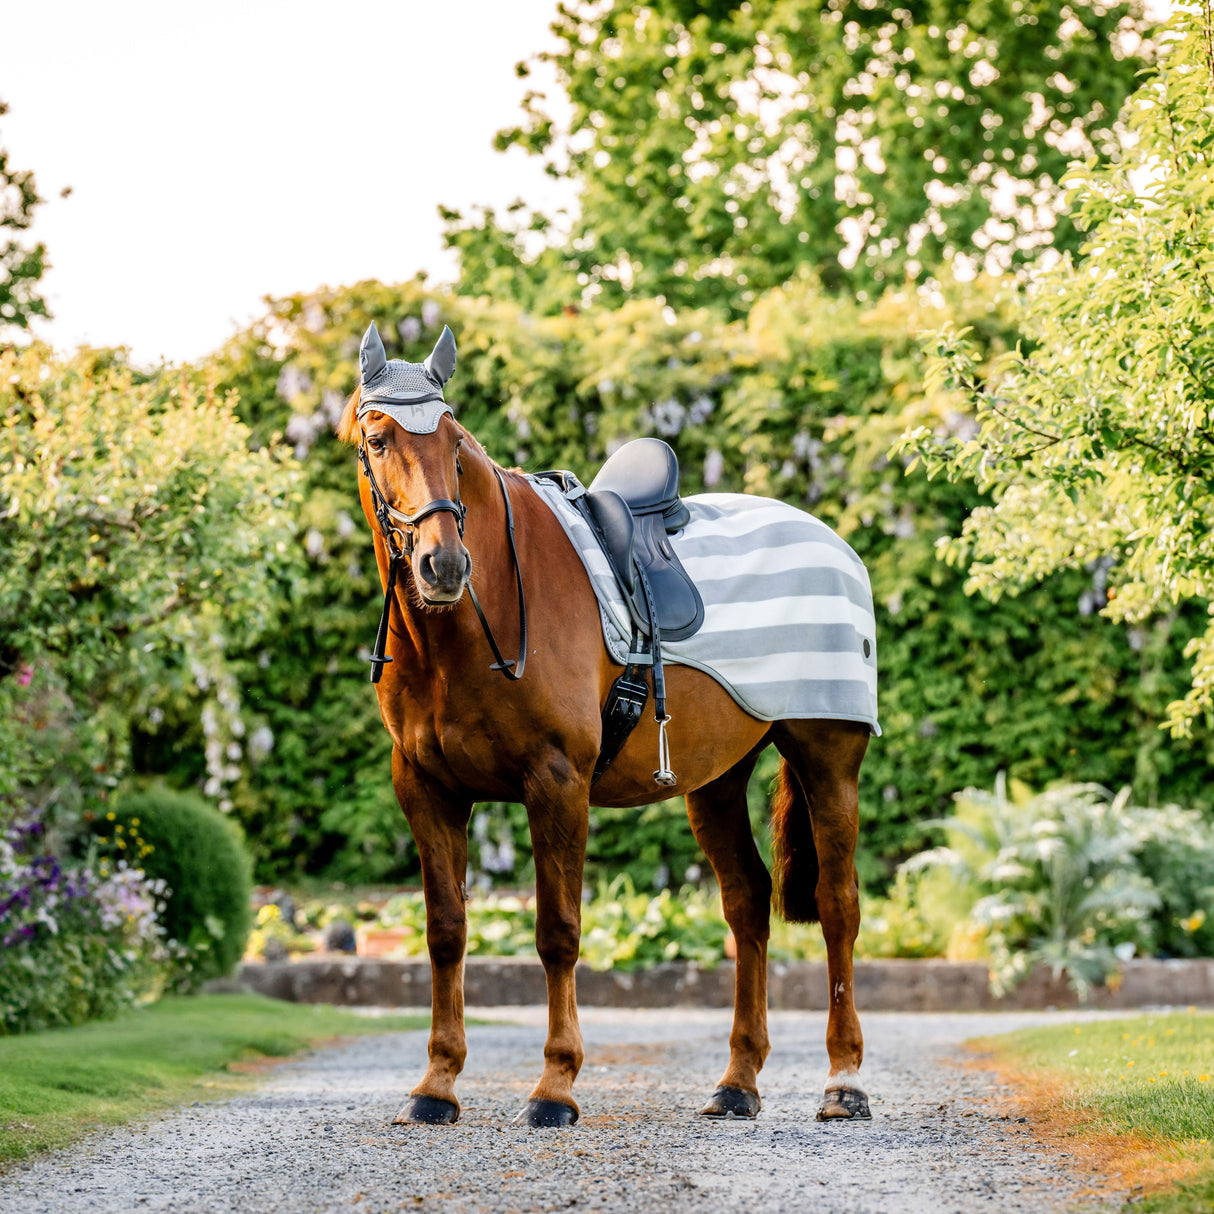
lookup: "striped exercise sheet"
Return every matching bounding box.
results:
[526,477,880,734]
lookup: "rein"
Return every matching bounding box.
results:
[357,438,528,685]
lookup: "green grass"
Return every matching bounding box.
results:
[0,994,427,1168]
[975,1011,1214,1213]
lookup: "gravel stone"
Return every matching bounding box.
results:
[1,1007,1128,1213]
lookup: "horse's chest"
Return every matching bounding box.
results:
[401,704,521,795]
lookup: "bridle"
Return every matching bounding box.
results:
[357,429,528,685]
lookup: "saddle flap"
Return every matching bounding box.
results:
[583,489,636,597]
[627,514,704,641]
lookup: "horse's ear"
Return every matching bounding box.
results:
[424,325,457,386]
[360,322,387,383]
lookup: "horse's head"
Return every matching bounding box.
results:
[344,321,470,605]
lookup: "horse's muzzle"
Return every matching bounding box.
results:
[416,545,471,604]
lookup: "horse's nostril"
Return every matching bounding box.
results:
[419,553,438,585]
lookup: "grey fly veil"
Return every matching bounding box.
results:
[357,321,458,434]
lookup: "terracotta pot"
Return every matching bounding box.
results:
[355,925,415,958]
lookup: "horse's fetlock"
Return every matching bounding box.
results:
[544,1044,584,1077]
[729,1030,770,1064]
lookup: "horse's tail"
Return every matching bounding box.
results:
[770,759,820,924]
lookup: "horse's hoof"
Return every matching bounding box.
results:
[700,1085,761,1119]
[392,1095,459,1125]
[512,1098,579,1128]
[816,1087,871,1121]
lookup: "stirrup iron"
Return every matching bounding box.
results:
[654,715,677,787]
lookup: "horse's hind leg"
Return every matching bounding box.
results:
[390,749,472,1126]
[686,746,772,1120]
[772,719,871,1121]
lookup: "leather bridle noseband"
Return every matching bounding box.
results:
[357,431,528,685]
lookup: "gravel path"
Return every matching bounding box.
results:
[2,1007,1126,1214]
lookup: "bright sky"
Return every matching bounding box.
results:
[1,0,574,364]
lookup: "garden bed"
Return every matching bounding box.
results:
[230,955,1214,1012]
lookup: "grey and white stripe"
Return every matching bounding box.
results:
[528,479,880,734]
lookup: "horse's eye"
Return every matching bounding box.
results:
[367,436,386,453]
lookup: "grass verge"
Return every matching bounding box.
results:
[0,994,427,1168]
[969,1010,1214,1213]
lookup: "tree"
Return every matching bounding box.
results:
[0,100,50,337]
[897,1,1214,736]
[0,346,300,835]
[447,0,1152,314]
[143,274,1210,888]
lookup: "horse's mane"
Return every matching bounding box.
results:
[336,388,362,446]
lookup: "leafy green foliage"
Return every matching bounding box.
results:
[907,779,1214,995]
[102,789,254,988]
[0,99,50,336]
[453,0,1151,312]
[0,345,300,842]
[899,2,1214,735]
[134,269,1211,890]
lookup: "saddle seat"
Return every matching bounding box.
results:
[583,438,704,642]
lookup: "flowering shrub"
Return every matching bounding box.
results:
[904,780,1214,997]
[0,814,168,1034]
[97,790,253,991]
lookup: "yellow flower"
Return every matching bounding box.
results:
[131,818,140,827]
[1126,1061,1135,1067]
[1200,1075,1210,1082]
[106,812,115,821]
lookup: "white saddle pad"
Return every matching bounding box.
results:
[528,478,880,734]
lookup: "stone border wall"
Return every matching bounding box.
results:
[232,956,1214,1011]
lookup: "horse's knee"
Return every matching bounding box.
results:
[720,869,773,942]
[426,910,467,970]
[535,909,581,970]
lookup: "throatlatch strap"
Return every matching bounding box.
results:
[468,466,528,682]
[368,555,401,684]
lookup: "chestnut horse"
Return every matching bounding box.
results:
[337,333,872,1129]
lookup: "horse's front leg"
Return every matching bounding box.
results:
[514,755,590,1128]
[390,749,472,1125]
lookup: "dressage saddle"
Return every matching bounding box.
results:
[537,438,705,787]
[583,438,703,642]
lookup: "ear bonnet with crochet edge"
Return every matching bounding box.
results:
[357,321,457,434]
